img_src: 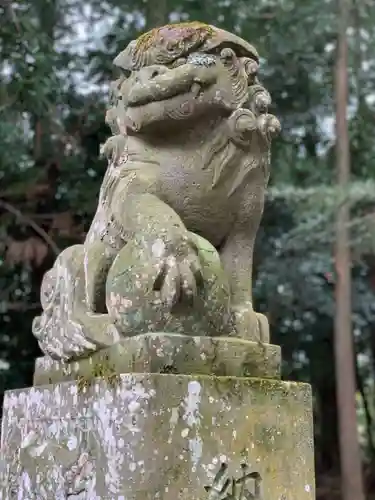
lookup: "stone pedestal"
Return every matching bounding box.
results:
[0,335,315,499]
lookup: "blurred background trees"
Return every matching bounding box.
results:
[1,0,375,497]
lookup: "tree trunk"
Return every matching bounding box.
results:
[33,0,57,157]
[355,358,375,459]
[144,0,168,30]
[369,322,375,389]
[310,329,340,474]
[318,382,340,473]
[334,0,366,498]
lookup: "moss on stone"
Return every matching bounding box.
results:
[159,364,179,374]
[34,335,282,387]
[77,374,90,394]
[134,22,214,53]
[172,373,311,405]
[166,462,184,482]
[91,354,120,388]
[76,353,120,393]
[3,372,315,498]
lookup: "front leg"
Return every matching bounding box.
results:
[112,181,203,307]
[219,107,276,343]
[220,222,269,343]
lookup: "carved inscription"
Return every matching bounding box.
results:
[205,463,262,499]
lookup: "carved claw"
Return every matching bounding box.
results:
[152,236,203,308]
[231,302,269,344]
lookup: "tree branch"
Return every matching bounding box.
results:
[0,0,21,33]
[0,200,60,255]
[2,302,41,311]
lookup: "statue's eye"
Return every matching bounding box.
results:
[169,58,187,68]
[187,53,216,67]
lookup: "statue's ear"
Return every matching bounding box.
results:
[113,40,136,71]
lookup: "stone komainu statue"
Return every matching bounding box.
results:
[32,22,281,360]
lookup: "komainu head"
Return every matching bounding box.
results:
[106,22,274,134]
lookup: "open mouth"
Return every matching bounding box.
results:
[124,84,205,131]
[127,63,217,107]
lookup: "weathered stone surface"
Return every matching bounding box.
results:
[105,234,234,338]
[32,22,281,362]
[0,374,314,499]
[33,334,281,386]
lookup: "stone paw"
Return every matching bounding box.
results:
[151,234,204,308]
[106,231,233,337]
[33,312,119,361]
[32,314,98,361]
[231,301,270,343]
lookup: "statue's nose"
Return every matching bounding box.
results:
[136,65,168,84]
